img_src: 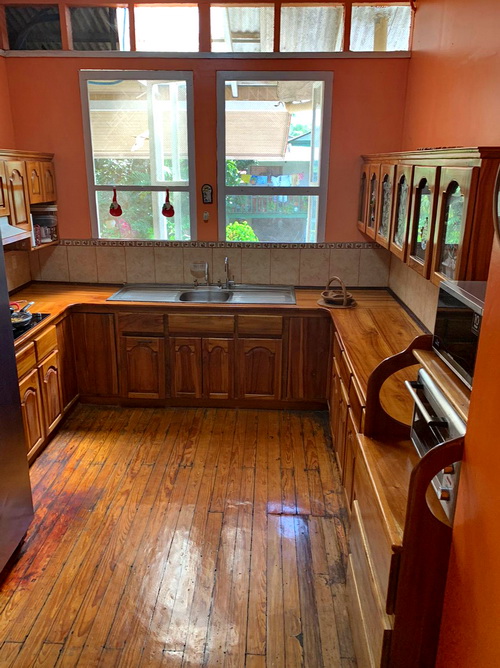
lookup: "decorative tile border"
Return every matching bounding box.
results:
[59,239,382,250]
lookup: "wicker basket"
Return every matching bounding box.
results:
[321,276,355,307]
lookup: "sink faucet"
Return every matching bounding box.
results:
[224,256,234,289]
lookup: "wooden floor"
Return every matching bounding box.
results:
[0,406,356,667]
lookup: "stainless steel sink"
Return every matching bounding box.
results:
[179,290,231,303]
[107,284,296,305]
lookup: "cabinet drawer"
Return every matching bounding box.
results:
[354,449,394,603]
[34,326,57,361]
[16,342,36,379]
[117,312,164,335]
[168,314,234,335]
[238,315,282,336]
[346,554,376,668]
[333,331,343,360]
[349,500,393,666]
[349,374,365,433]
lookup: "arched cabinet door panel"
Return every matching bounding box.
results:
[171,337,202,398]
[120,336,166,400]
[39,350,63,433]
[19,368,45,454]
[5,160,31,230]
[237,339,282,400]
[26,161,44,204]
[0,162,11,217]
[202,338,233,400]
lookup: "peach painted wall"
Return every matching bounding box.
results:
[0,57,15,148]
[404,1,500,665]
[403,0,500,149]
[5,55,408,240]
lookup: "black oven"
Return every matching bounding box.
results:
[433,280,486,389]
[405,368,466,521]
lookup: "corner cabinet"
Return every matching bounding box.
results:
[358,147,500,283]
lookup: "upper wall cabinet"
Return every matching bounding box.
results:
[5,160,31,231]
[358,147,500,284]
[0,162,11,218]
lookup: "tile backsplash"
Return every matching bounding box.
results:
[25,242,392,289]
[388,254,439,331]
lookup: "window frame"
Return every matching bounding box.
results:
[80,69,197,240]
[216,70,333,243]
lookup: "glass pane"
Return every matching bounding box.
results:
[6,5,62,50]
[70,7,129,51]
[393,175,409,248]
[87,79,189,187]
[211,5,273,52]
[225,195,318,242]
[378,174,392,239]
[412,180,432,262]
[135,6,199,52]
[438,182,464,279]
[280,5,344,52]
[96,190,191,240]
[351,4,411,52]
[225,80,324,187]
[367,174,377,230]
[358,173,366,222]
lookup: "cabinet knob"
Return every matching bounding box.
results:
[443,465,455,474]
[439,488,451,501]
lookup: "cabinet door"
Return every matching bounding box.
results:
[120,336,166,399]
[26,160,44,204]
[335,375,349,478]
[430,166,479,286]
[286,315,331,401]
[375,164,396,248]
[407,166,440,278]
[390,165,414,261]
[72,313,119,397]
[5,160,31,230]
[171,337,202,398]
[202,338,233,399]
[365,164,380,240]
[357,163,370,233]
[41,161,57,201]
[56,317,78,411]
[237,338,282,401]
[19,367,45,454]
[39,350,63,433]
[343,410,357,512]
[0,162,11,217]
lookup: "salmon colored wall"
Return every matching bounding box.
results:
[403,0,500,149]
[405,1,500,665]
[0,58,15,148]
[5,55,408,240]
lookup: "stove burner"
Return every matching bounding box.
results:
[13,313,51,340]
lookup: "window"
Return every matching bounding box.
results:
[217,72,332,243]
[70,7,130,51]
[5,5,62,50]
[210,4,274,52]
[81,71,196,240]
[280,4,344,53]
[350,4,412,52]
[134,5,199,52]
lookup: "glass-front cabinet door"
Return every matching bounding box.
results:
[357,164,369,233]
[390,165,413,260]
[375,164,396,248]
[407,166,440,277]
[365,164,380,239]
[430,166,479,286]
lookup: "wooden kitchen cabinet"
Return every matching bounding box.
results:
[171,338,202,398]
[375,164,396,248]
[56,316,78,411]
[72,313,118,398]
[5,160,31,231]
[407,166,441,278]
[343,410,357,512]
[39,350,63,433]
[357,163,370,233]
[26,160,44,204]
[0,161,11,217]
[41,160,57,201]
[365,164,380,239]
[202,338,233,399]
[286,314,331,402]
[389,165,413,261]
[120,336,166,400]
[237,338,282,401]
[18,367,45,454]
[171,336,233,400]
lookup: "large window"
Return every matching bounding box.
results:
[81,71,196,240]
[217,72,332,243]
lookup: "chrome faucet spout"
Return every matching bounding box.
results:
[224,256,234,289]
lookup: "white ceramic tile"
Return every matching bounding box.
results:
[29,249,41,281]
[154,247,185,284]
[96,246,127,284]
[183,248,213,284]
[299,249,330,286]
[270,249,300,285]
[125,246,155,283]
[358,248,390,287]
[329,249,361,287]
[38,245,69,282]
[67,246,98,283]
[241,249,271,285]
[388,254,409,304]
[212,248,242,284]
[4,251,31,291]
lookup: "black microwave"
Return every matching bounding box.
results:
[433,280,486,389]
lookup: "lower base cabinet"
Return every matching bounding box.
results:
[171,337,233,399]
[236,338,282,400]
[19,367,45,454]
[120,335,166,399]
[39,350,63,432]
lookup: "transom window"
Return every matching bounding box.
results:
[217,72,332,243]
[81,71,196,240]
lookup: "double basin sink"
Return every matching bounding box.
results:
[107,284,296,305]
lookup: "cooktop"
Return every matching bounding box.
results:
[12,313,51,340]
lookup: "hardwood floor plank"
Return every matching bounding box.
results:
[242,410,258,469]
[302,415,320,471]
[209,411,238,512]
[281,467,297,515]
[307,468,327,517]
[290,414,311,516]
[245,656,266,668]
[279,411,294,470]
[0,641,22,667]
[281,516,303,668]
[266,515,285,668]
[313,573,342,667]
[266,413,282,515]
[32,642,62,667]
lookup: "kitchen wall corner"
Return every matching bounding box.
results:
[388,254,439,331]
